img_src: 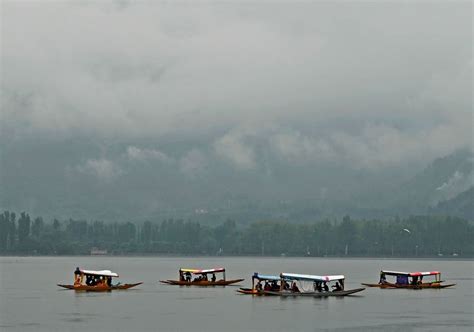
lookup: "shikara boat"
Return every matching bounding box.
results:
[57,268,142,292]
[237,273,283,295]
[263,273,365,297]
[362,270,456,289]
[160,268,244,286]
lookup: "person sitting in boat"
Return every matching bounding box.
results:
[107,276,112,287]
[313,281,322,292]
[271,280,279,291]
[202,274,208,281]
[185,272,192,282]
[332,282,342,292]
[256,281,263,291]
[74,274,82,286]
[313,281,319,291]
[323,282,329,292]
[291,282,300,293]
[379,273,387,284]
[211,273,216,282]
[264,281,271,291]
[283,281,290,290]
[411,276,419,286]
[73,268,81,285]
[339,279,345,290]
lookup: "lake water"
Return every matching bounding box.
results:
[0,256,472,331]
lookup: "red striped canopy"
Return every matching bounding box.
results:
[381,270,440,277]
[179,268,225,274]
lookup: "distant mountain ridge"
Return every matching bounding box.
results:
[433,187,473,220]
[392,148,473,214]
[1,138,472,222]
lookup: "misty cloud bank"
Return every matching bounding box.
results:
[1,1,472,219]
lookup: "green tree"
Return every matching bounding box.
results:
[18,212,31,244]
[53,219,61,231]
[7,212,17,250]
[31,217,44,238]
[0,213,8,251]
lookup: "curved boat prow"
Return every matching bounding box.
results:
[57,284,75,290]
[116,282,142,290]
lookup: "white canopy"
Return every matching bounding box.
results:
[281,273,344,282]
[80,269,119,277]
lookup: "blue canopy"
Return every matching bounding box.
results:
[252,273,281,281]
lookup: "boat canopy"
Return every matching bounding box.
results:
[252,273,281,281]
[280,273,345,282]
[80,269,119,277]
[179,268,225,274]
[381,270,440,277]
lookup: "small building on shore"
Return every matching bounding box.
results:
[90,247,108,256]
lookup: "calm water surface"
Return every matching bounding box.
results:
[0,256,472,331]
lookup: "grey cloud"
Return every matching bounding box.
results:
[1,1,472,169]
[76,158,123,181]
[213,126,259,170]
[179,149,208,177]
[269,130,335,164]
[126,146,174,164]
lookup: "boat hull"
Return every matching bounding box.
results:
[57,283,142,291]
[361,282,455,289]
[263,287,365,297]
[160,279,244,286]
[236,287,270,295]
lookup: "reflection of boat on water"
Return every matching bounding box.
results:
[263,273,365,297]
[160,268,244,286]
[237,273,283,295]
[57,268,142,292]
[362,270,456,289]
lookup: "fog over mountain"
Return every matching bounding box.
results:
[1,1,472,222]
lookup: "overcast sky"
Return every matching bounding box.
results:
[1,0,472,175]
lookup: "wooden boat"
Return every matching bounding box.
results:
[362,270,456,289]
[236,273,282,295]
[57,268,142,292]
[57,283,143,291]
[262,272,365,297]
[160,268,244,286]
[264,288,365,297]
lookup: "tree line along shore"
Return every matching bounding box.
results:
[0,211,472,257]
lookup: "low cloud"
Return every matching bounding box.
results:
[76,158,123,181]
[434,170,474,203]
[213,121,469,171]
[126,146,173,164]
[1,1,472,173]
[269,130,335,164]
[214,127,258,170]
[179,149,208,177]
